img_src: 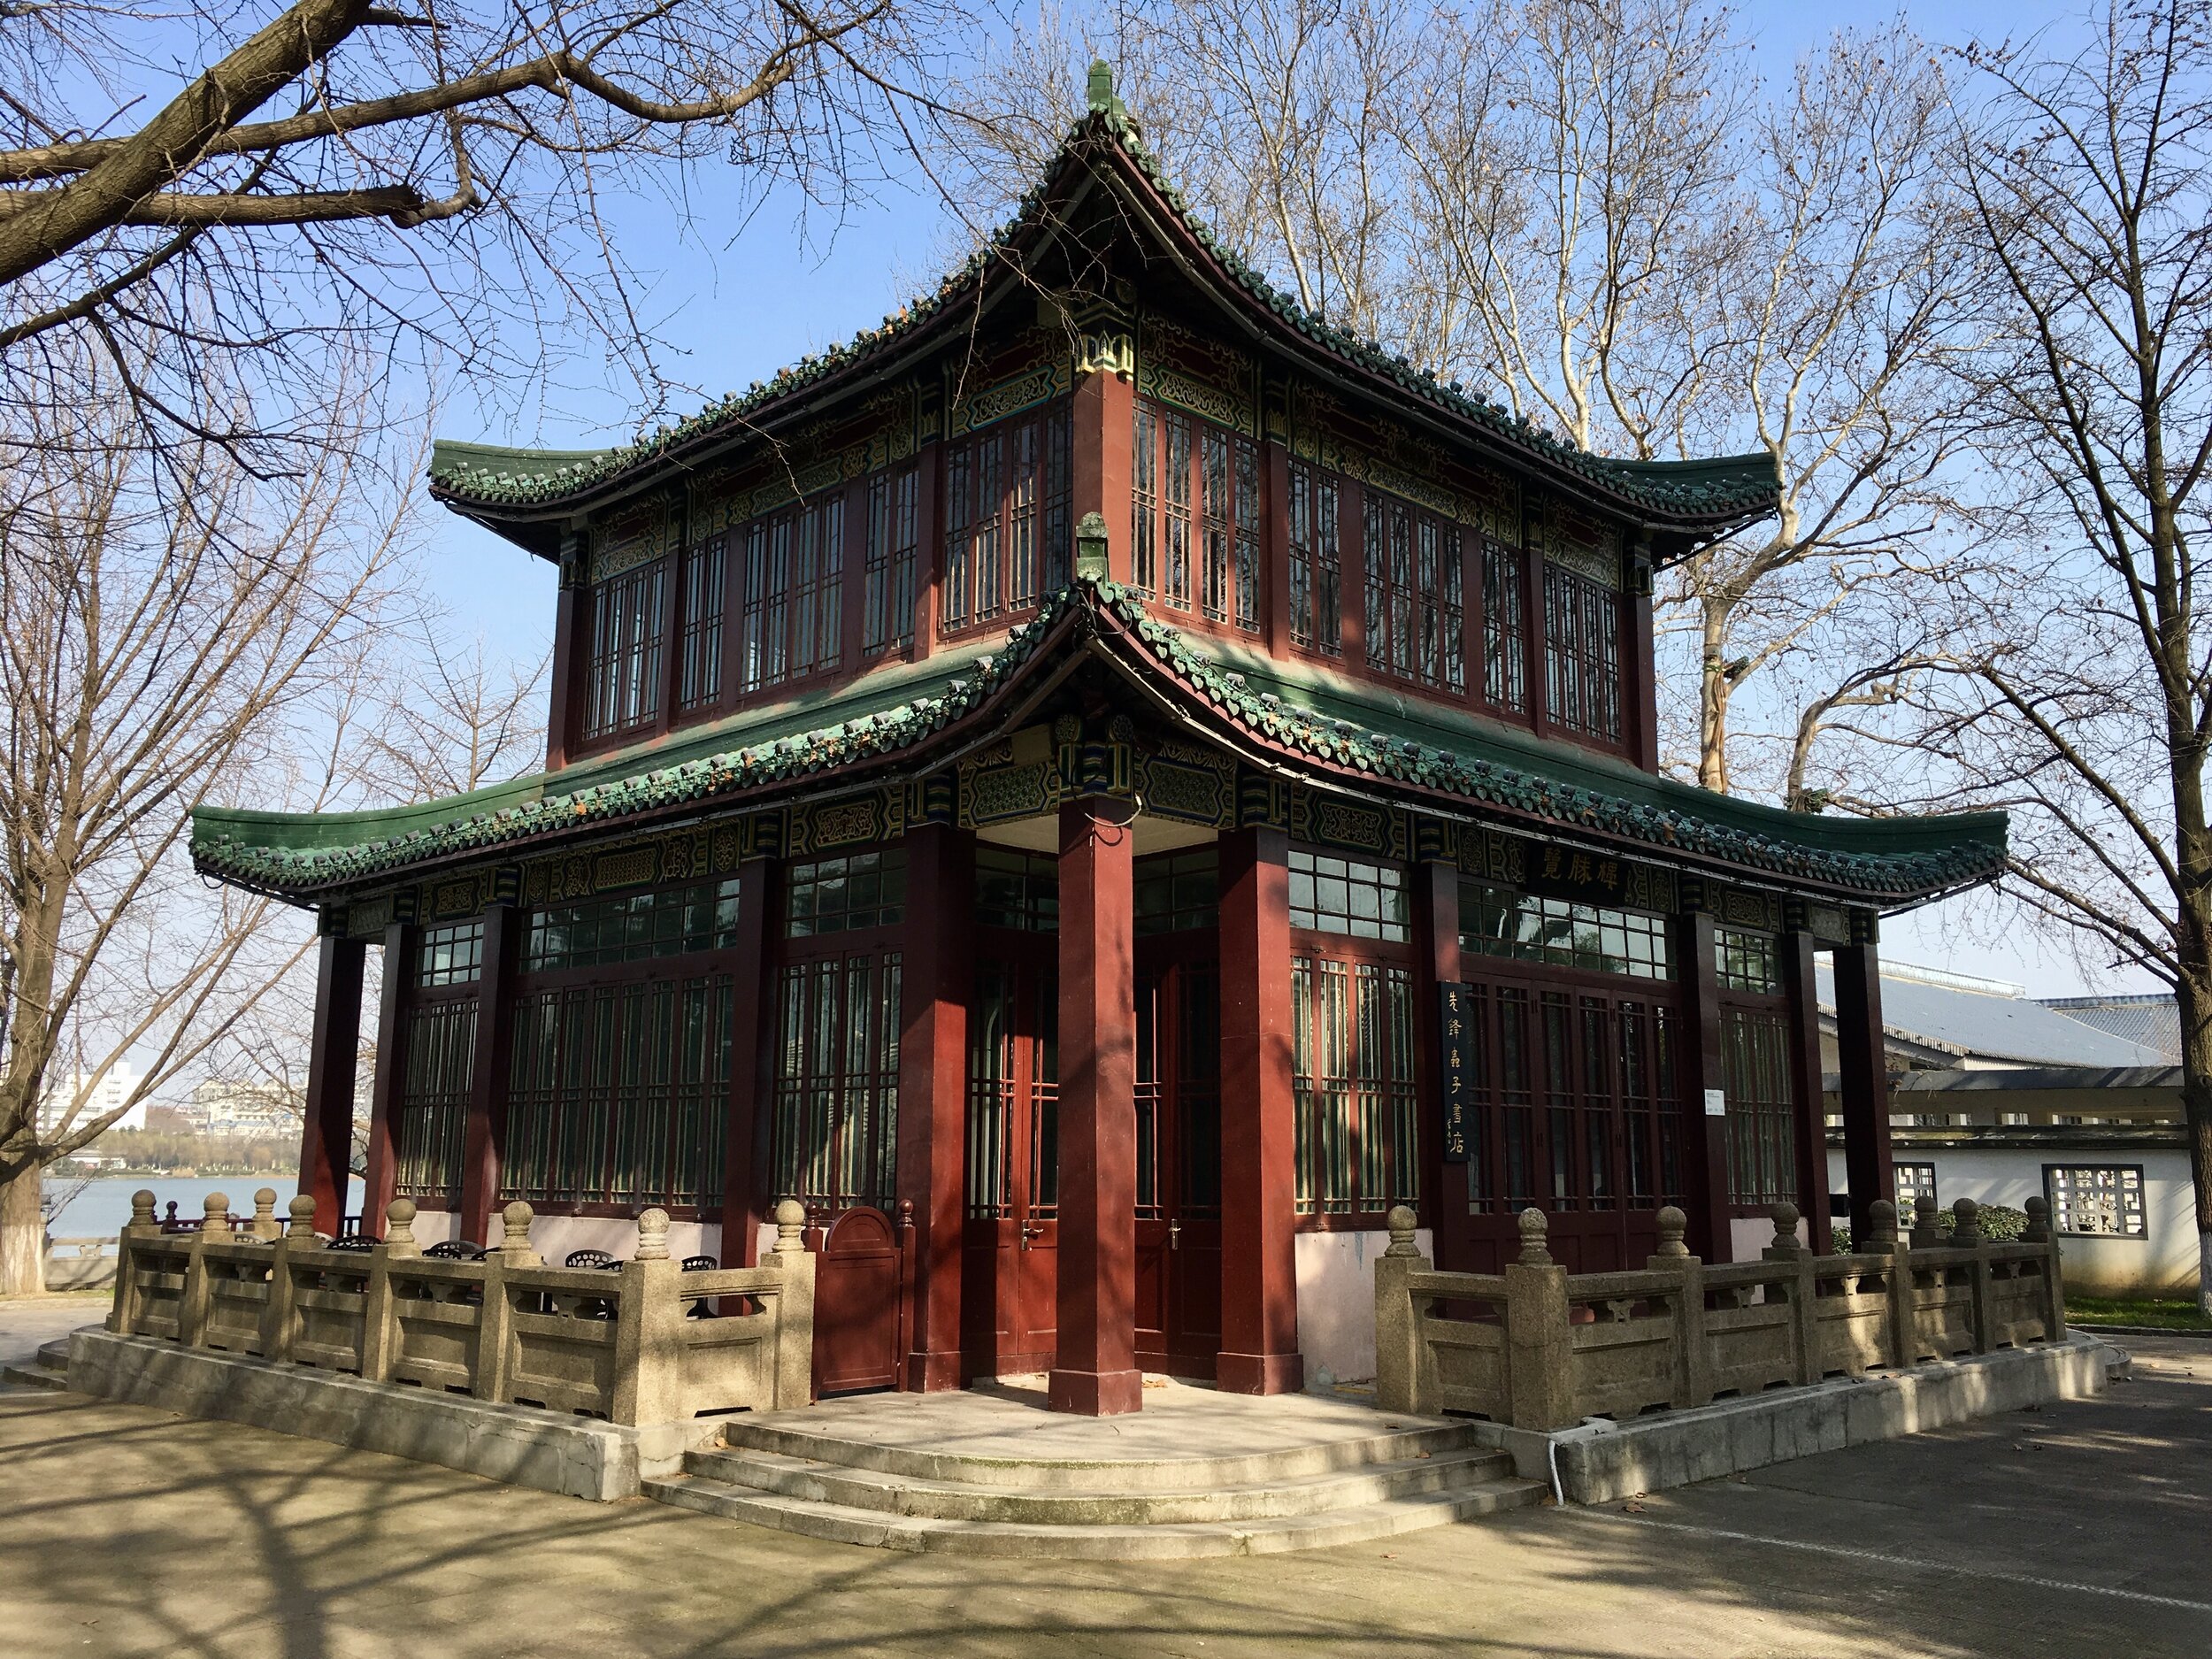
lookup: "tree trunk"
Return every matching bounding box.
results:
[2181,975,2212,1317]
[0,1164,43,1296]
[1697,599,1732,793]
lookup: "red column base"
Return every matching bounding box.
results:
[905,1349,964,1393]
[1048,1366,1144,1416]
[1215,1350,1305,1395]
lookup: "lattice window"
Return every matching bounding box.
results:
[966,963,1057,1220]
[942,405,1071,633]
[1133,403,1260,630]
[772,953,902,1210]
[678,535,727,710]
[395,1000,474,1202]
[581,557,667,740]
[863,468,919,657]
[1543,561,1622,741]
[1716,928,1780,994]
[738,492,843,696]
[1363,496,1465,690]
[2047,1164,2147,1236]
[416,921,483,987]
[1895,1162,1939,1211]
[1723,1007,1796,1207]
[526,878,741,972]
[503,974,732,1209]
[1293,956,1418,1217]
[787,849,906,937]
[1483,541,1526,710]
[1460,884,1671,980]
[1289,849,1408,941]
[975,847,1059,932]
[1288,463,1342,654]
[1134,849,1218,936]
[1136,964,1222,1221]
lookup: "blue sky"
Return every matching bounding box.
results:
[416,0,2137,998]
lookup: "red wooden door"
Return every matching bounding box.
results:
[810,1206,905,1395]
[961,955,1059,1376]
[1133,953,1223,1376]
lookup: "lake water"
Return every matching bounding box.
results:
[48,1174,365,1239]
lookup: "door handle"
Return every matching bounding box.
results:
[1169,1218,1181,1250]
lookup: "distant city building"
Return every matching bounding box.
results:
[184,1079,302,1137]
[35,1061,145,1136]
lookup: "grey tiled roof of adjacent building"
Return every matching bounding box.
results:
[2039,994,2182,1064]
[1815,964,2169,1067]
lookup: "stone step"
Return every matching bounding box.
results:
[683,1442,1518,1525]
[715,1415,1486,1494]
[2,1340,72,1393]
[641,1471,1544,1559]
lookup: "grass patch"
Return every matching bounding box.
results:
[2067,1294,2212,1331]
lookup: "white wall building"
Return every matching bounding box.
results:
[35,1061,145,1135]
[185,1079,301,1137]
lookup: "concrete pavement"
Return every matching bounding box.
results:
[3,1302,2207,1658]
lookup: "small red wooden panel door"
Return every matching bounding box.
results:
[1133,952,1223,1377]
[960,953,1059,1377]
[810,1206,905,1395]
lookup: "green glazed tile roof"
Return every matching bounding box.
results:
[193,581,2001,904]
[428,109,1778,525]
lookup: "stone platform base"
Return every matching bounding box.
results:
[66,1329,713,1501]
[643,1377,1544,1558]
[1470,1333,2128,1505]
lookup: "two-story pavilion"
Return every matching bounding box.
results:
[194,68,2004,1413]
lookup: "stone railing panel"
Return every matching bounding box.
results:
[1376,1196,2072,1432]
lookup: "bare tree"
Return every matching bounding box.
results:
[364,624,548,802]
[0,345,405,1294]
[1902,2,2212,1307]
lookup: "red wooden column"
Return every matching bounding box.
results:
[1671,905,1734,1262]
[1050,795,1142,1416]
[1626,547,1660,772]
[896,821,972,1391]
[359,920,410,1236]
[1216,826,1303,1394]
[1071,345,1136,585]
[1414,848,1465,1259]
[1781,926,1835,1255]
[457,903,520,1244]
[544,529,585,771]
[719,855,778,1268]
[300,930,367,1235]
[1832,930,1896,1242]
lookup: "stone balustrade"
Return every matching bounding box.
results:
[108,1190,816,1427]
[1375,1194,2069,1431]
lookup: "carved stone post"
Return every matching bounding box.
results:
[1955,1198,1993,1354]
[1862,1200,1909,1369]
[2024,1195,2066,1340]
[178,1193,228,1349]
[1763,1202,1819,1384]
[614,1208,687,1427]
[249,1188,281,1240]
[1648,1205,1709,1408]
[474,1200,538,1404]
[770,1200,816,1409]
[361,1197,419,1384]
[111,1188,159,1336]
[1504,1209,1576,1432]
[1373,1205,1431,1416]
[264,1196,319,1362]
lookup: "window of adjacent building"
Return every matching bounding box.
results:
[740,491,844,696]
[975,846,1059,932]
[942,405,1071,633]
[1459,883,1671,979]
[677,534,727,710]
[581,556,667,741]
[787,850,906,937]
[1289,849,1409,941]
[415,920,484,987]
[1363,495,1465,693]
[1292,956,1417,1217]
[862,467,919,657]
[2047,1164,2147,1237]
[1288,463,1342,654]
[1716,928,1780,994]
[1894,1162,1939,1212]
[394,1000,474,1202]
[503,973,732,1210]
[1723,1007,1796,1208]
[1482,541,1527,710]
[1134,849,1219,936]
[1543,561,1622,741]
[1133,402,1260,631]
[772,953,902,1210]
[525,878,741,973]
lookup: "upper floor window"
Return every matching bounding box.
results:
[581,556,667,741]
[1363,495,1464,693]
[1134,849,1219,935]
[677,536,727,711]
[1543,561,1621,741]
[1716,928,1779,994]
[943,404,1071,633]
[415,921,484,987]
[1460,882,1672,980]
[1289,849,1409,942]
[1288,463,1341,655]
[1482,541,1526,710]
[863,468,919,658]
[787,850,906,937]
[975,847,1059,931]
[525,877,742,973]
[1133,402,1259,631]
[741,492,844,697]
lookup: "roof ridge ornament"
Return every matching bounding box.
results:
[1087,59,1134,131]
